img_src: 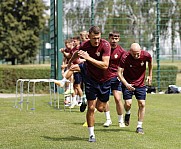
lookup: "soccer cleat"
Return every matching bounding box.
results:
[80,98,87,112]
[125,114,130,126]
[77,101,82,106]
[88,135,96,142]
[118,122,126,127]
[136,127,144,134]
[103,120,112,127]
[54,80,68,87]
[69,102,77,109]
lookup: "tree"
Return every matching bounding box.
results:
[0,0,48,65]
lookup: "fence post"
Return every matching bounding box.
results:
[57,0,64,93]
[50,0,56,81]
[156,0,161,92]
[91,0,94,26]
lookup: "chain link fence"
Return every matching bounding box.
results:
[57,0,181,92]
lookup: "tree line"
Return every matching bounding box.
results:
[0,0,49,65]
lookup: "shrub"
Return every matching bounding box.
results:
[148,65,178,92]
[0,66,51,93]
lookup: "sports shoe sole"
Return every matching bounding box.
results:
[89,135,96,142]
[136,127,144,134]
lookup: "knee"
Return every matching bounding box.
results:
[87,105,96,113]
[125,102,131,109]
[138,102,145,109]
[114,98,122,105]
[96,105,105,112]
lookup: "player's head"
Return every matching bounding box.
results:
[108,31,120,48]
[80,31,89,42]
[88,26,101,47]
[64,39,74,49]
[130,43,141,59]
[72,36,80,47]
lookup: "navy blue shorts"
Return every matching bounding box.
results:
[122,85,146,100]
[111,77,122,91]
[73,72,82,84]
[78,63,87,83]
[79,63,111,102]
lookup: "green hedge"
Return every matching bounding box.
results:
[0,65,178,93]
[0,66,51,93]
[148,65,178,91]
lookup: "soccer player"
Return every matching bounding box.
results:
[103,31,126,128]
[80,30,89,42]
[59,39,74,104]
[68,36,83,108]
[56,26,111,142]
[60,39,74,77]
[117,43,152,134]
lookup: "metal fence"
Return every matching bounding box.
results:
[50,0,181,92]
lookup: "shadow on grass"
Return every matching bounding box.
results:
[41,135,87,141]
[71,122,135,133]
[96,128,134,133]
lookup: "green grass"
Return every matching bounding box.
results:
[0,94,181,149]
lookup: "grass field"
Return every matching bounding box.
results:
[0,94,181,149]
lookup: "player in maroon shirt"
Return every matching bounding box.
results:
[74,26,111,142]
[118,43,152,134]
[55,26,111,142]
[103,31,126,128]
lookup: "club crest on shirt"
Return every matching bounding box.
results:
[141,61,144,66]
[96,51,100,56]
[114,53,118,59]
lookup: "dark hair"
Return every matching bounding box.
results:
[89,26,101,34]
[72,36,80,40]
[109,31,120,37]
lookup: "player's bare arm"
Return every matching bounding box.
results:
[117,67,135,91]
[146,61,153,86]
[67,51,79,68]
[78,50,110,70]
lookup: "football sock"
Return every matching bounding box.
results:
[137,121,143,128]
[88,126,95,137]
[62,77,69,82]
[126,110,131,114]
[72,96,77,104]
[105,111,111,120]
[118,114,124,123]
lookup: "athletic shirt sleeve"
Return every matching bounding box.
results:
[119,51,129,68]
[101,39,111,56]
[143,51,152,62]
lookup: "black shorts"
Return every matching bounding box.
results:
[73,72,82,84]
[79,63,111,102]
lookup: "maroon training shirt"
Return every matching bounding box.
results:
[80,39,111,82]
[119,50,152,87]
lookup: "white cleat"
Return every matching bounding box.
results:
[103,120,112,127]
[119,122,126,128]
[69,102,77,109]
